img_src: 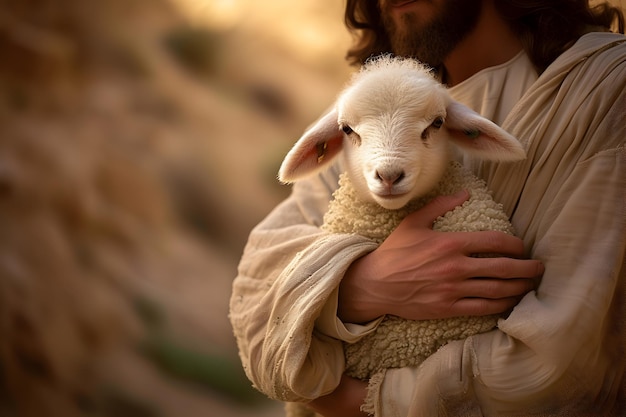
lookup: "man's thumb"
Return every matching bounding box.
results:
[405,189,470,228]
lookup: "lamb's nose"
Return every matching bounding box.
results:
[376,170,405,187]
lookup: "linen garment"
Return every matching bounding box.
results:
[229,32,626,416]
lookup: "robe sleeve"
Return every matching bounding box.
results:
[229,162,379,402]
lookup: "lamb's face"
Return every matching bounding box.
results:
[337,68,452,210]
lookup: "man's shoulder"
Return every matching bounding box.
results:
[553,32,626,73]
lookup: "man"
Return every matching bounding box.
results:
[230,1,625,415]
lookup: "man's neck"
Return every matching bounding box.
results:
[443,1,523,86]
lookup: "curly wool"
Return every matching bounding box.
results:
[322,161,515,381]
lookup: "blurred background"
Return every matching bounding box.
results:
[0,1,623,417]
[0,0,351,416]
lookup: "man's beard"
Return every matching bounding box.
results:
[382,0,482,68]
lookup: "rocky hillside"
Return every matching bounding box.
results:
[0,0,351,416]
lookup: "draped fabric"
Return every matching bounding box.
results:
[229,32,626,416]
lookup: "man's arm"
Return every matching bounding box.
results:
[307,190,542,417]
[339,189,541,324]
[231,164,542,404]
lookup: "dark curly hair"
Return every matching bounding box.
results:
[344,0,625,72]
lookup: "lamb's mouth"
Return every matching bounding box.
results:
[375,191,408,199]
[375,192,411,210]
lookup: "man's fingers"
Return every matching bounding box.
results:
[450,296,526,317]
[446,271,541,317]
[465,256,545,280]
[461,276,537,299]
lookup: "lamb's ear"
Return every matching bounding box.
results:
[444,101,526,161]
[278,109,344,183]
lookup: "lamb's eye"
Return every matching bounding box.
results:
[421,116,444,140]
[431,116,444,129]
[341,125,353,135]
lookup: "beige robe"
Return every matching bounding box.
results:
[229,32,626,416]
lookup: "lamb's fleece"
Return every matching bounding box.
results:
[284,161,515,417]
[323,161,514,381]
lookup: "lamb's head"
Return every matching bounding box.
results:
[334,58,453,209]
[279,56,526,210]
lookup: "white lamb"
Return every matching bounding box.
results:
[278,56,526,416]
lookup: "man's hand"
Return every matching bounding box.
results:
[339,190,544,323]
[307,374,368,417]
